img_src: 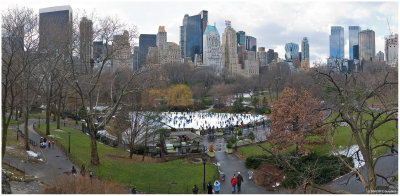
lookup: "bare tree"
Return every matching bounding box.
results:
[316,63,398,193]
[63,13,140,165]
[2,7,42,152]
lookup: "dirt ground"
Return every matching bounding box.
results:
[252,163,286,191]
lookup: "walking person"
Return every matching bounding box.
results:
[51,141,55,149]
[230,174,237,193]
[192,184,199,194]
[80,164,86,176]
[89,168,93,183]
[214,180,220,194]
[237,172,244,192]
[207,181,213,194]
[71,166,77,177]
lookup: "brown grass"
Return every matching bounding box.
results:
[40,175,128,194]
[105,153,163,163]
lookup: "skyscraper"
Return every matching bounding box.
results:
[112,30,133,72]
[138,34,156,68]
[385,34,398,67]
[245,36,257,52]
[376,51,384,62]
[203,25,222,76]
[222,22,240,77]
[256,47,267,67]
[180,11,208,62]
[80,17,93,73]
[236,31,246,46]
[133,46,139,70]
[329,26,344,59]
[349,26,361,59]
[267,49,275,64]
[285,42,299,61]
[39,5,72,51]
[301,37,309,69]
[359,29,375,62]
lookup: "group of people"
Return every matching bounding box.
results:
[192,172,244,194]
[39,137,55,149]
[71,164,93,179]
[163,112,266,130]
[192,180,221,194]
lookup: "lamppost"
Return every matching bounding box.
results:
[38,116,40,128]
[274,77,281,100]
[235,128,238,151]
[201,154,207,193]
[68,132,71,153]
[75,93,78,125]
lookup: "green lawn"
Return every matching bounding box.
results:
[238,115,398,159]
[34,124,218,193]
[3,117,23,126]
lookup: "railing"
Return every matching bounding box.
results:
[17,129,37,146]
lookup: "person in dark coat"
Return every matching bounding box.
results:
[207,181,213,194]
[192,185,199,194]
[237,172,244,192]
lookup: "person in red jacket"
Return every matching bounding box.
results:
[230,174,237,193]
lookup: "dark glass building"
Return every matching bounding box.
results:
[237,31,246,46]
[245,36,257,52]
[349,26,360,60]
[180,10,207,62]
[329,26,344,59]
[138,34,156,68]
[267,49,275,64]
[39,5,72,51]
[133,46,139,71]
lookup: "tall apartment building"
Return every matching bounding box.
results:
[39,5,72,52]
[359,29,375,62]
[203,25,222,76]
[349,26,361,59]
[221,21,240,77]
[266,49,275,64]
[112,30,133,72]
[256,47,267,67]
[146,26,181,65]
[329,26,344,59]
[79,17,93,73]
[385,34,398,67]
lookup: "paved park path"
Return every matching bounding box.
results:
[326,148,398,194]
[201,125,286,194]
[4,119,76,183]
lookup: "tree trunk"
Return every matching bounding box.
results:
[89,123,100,165]
[24,100,30,150]
[52,104,56,122]
[129,147,134,159]
[56,90,62,129]
[45,83,52,136]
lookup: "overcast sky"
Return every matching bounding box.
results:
[2,0,398,64]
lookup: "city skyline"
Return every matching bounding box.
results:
[2,0,398,65]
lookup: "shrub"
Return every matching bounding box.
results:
[245,152,353,188]
[248,132,255,141]
[226,136,236,148]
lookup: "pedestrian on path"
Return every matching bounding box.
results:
[89,168,93,183]
[71,166,77,177]
[192,184,199,194]
[48,141,51,149]
[51,141,55,149]
[237,172,244,192]
[80,164,86,176]
[230,174,237,193]
[214,180,220,194]
[207,181,213,194]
